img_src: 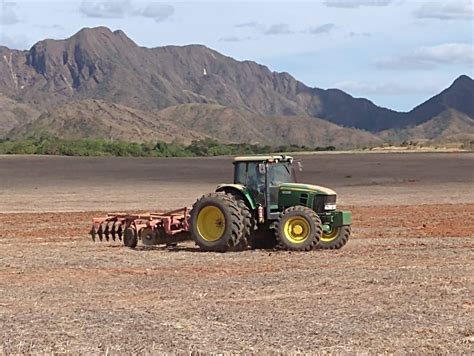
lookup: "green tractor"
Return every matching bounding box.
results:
[189,155,352,252]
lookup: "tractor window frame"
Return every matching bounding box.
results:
[234,162,247,185]
[234,160,296,186]
[234,161,264,186]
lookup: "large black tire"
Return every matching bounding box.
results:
[275,206,322,251]
[123,227,138,248]
[318,225,351,250]
[190,192,243,252]
[231,197,253,251]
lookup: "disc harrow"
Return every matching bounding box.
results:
[90,207,190,246]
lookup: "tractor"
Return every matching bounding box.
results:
[91,155,352,252]
[189,155,351,251]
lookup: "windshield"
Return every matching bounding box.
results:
[268,162,295,185]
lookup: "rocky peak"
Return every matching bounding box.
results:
[449,74,473,90]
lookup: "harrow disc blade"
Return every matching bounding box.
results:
[90,226,97,242]
[97,224,104,241]
[111,222,117,241]
[117,224,123,241]
[103,223,110,241]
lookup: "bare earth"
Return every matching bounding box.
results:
[0,153,473,354]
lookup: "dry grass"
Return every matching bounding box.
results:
[0,205,473,354]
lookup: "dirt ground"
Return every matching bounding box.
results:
[0,152,473,354]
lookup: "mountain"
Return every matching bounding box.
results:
[0,27,473,146]
[0,26,404,131]
[404,75,474,127]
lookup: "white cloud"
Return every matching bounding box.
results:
[415,0,473,20]
[349,31,371,37]
[235,21,259,28]
[218,36,252,42]
[79,0,131,18]
[137,3,174,22]
[263,23,293,35]
[234,22,293,36]
[375,43,474,70]
[79,1,174,22]
[307,23,336,35]
[323,0,394,8]
[0,1,20,25]
[333,80,435,95]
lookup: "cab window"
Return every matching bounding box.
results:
[234,162,261,186]
[268,162,295,185]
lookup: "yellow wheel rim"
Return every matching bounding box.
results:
[283,216,310,244]
[196,206,225,242]
[321,226,340,242]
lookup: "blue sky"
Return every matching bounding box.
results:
[0,0,473,111]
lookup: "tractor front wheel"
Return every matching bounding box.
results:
[275,206,322,251]
[190,192,243,252]
[318,225,351,250]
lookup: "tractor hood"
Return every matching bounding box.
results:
[279,183,336,196]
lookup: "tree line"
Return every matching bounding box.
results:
[0,136,336,157]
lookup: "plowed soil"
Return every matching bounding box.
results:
[0,152,473,354]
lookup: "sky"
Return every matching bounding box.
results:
[0,0,473,111]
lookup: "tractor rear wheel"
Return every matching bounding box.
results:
[190,192,243,252]
[318,225,351,249]
[275,206,322,251]
[231,197,253,251]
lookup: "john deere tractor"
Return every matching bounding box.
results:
[189,155,351,252]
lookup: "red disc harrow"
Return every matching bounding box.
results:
[90,207,190,246]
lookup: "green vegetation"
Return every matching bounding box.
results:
[0,136,336,157]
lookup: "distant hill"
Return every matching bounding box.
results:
[8,100,207,143]
[9,100,382,148]
[0,27,473,147]
[0,94,40,133]
[404,75,474,127]
[380,109,474,145]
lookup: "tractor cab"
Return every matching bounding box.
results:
[226,155,340,219]
[233,155,296,210]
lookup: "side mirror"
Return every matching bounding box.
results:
[258,163,266,174]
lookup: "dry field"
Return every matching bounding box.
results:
[0,152,473,354]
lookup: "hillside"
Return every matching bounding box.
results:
[8,100,208,143]
[10,100,382,148]
[380,109,474,144]
[0,27,473,147]
[0,94,40,134]
[156,103,382,147]
[405,76,474,127]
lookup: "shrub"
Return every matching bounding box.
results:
[0,136,338,157]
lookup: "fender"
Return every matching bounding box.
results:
[216,184,257,210]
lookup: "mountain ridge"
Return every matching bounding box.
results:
[0,27,473,147]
